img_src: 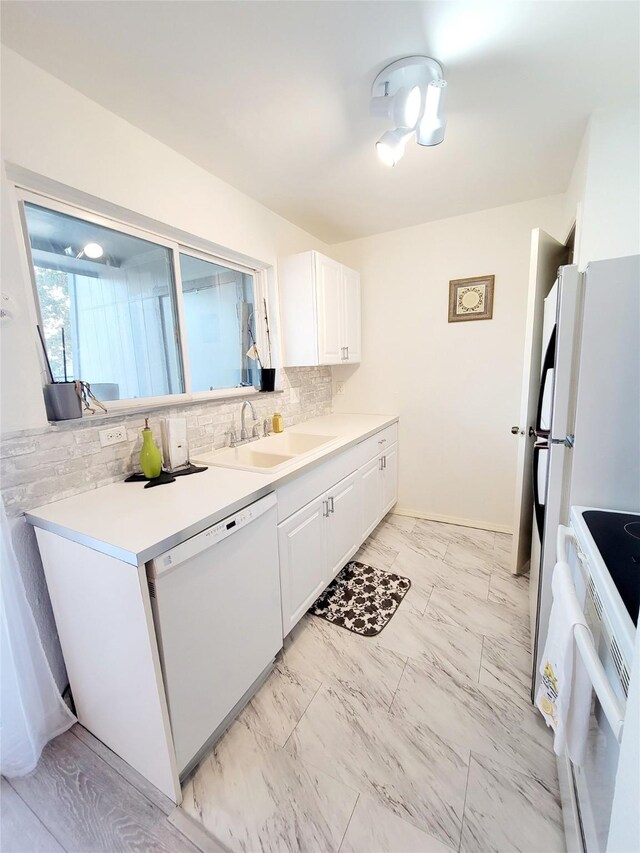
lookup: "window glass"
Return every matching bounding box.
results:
[23,202,183,400]
[179,252,256,392]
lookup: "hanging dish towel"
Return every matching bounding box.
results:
[536,561,593,766]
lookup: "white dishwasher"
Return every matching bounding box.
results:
[147,492,282,777]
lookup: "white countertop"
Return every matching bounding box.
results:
[26,413,397,566]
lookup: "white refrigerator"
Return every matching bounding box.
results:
[530,254,640,696]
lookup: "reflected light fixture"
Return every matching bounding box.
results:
[370,56,447,166]
[74,242,104,260]
[83,242,104,259]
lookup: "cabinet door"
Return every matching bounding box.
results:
[381,443,399,516]
[342,267,361,363]
[315,254,344,365]
[325,472,361,581]
[359,454,383,541]
[278,495,327,636]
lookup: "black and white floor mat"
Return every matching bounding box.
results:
[309,561,411,637]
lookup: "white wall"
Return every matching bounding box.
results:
[571,106,640,268]
[331,196,566,532]
[0,47,328,435]
[0,47,329,687]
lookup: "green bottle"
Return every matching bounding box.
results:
[140,418,162,479]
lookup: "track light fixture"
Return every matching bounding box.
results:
[370,56,448,166]
[375,128,413,167]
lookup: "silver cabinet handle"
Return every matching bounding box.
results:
[378,438,387,445]
[382,456,387,469]
[345,345,349,360]
[323,500,329,518]
[379,456,384,471]
[340,346,347,360]
[328,496,335,514]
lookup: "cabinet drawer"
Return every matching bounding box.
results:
[357,423,398,466]
[276,443,361,522]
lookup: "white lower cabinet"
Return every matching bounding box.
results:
[278,430,399,636]
[360,455,382,540]
[278,495,327,636]
[325,471,361,580]
[359,443,399,540]
[381,443,399,515]
[278,471,361,636]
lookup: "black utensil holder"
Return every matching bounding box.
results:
[260,368,276,392]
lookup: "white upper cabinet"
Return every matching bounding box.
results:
[342,265,361,363]
[315,254,344,364]
[279,250,361,366]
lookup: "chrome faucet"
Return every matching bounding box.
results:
[240,400,258,441]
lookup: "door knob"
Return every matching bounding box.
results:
[511,426,520,435]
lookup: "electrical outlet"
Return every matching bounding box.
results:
[335,381,345,396]
[99,425,127,447]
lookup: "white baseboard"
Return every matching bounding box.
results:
[392,507,513,535]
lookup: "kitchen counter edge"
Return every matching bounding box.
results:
[25,413,399,566]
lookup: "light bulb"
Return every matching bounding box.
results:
[398,86,422,128]
[370,86,423,129]
[376,129,412,167]
[83,242,104,259]
[417,79,447,146]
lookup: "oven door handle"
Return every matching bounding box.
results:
[573,621,626,743]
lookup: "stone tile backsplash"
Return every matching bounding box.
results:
[1,367,333,518]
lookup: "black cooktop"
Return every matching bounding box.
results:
[583,510,640,627]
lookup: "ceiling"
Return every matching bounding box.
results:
[2,1,639,243]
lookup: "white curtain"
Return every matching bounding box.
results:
[0,501,75,776]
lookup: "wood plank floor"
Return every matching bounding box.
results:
[1,726,202,853]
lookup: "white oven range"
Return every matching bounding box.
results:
[554,506,638,853]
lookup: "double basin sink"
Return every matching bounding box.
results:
[202,431,339,473]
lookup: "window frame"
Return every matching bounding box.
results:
[16,187,272,415]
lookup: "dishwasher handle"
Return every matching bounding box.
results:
[151,492,276,575]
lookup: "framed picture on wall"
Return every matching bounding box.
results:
[448,275,495,322]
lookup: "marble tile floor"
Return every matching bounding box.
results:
[180,513,565,853]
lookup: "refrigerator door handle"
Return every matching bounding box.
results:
[535,326,557,434]
[532,444,546,539]
[550,434,575,448]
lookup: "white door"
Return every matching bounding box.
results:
[325,472,361,580]
[342,268,361,363]
[511,229,568,574]
[315,254,343,364]
[381,443,399,516]
[360,455,382,540]
[278,495,327,636]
